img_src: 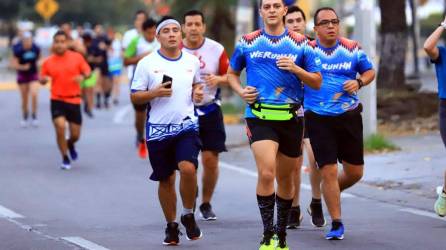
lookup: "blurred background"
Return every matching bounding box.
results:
[1,0,445,137]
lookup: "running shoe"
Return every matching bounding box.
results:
[60,159,71,170]
[199,203,217,220]
[307,202,326,227]
[276,232,289,250]
[163,222,181,246]
[68,142,78,161]
[180,213,202,240]
[434,188,446,217]
[138,140,148,159]
[287,207,303,229]
[31,119,39,128]
[325,223,344,240]
[20,119,28,128]
[259,232,275,250]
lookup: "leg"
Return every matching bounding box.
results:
[291,155,302,207]
[304,138,322,199]
[67,122,81,146]
[178,161,198,210]
[201,151,219,204]
[29,81,39,118]
[135,109,146,141]
[18,84,29,120]
[53,116,68,158]
[339,161,363,191]
[158,173,177,222]
[320,164,341,221]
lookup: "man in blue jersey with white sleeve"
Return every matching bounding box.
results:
[130,16,205,246]
[227,1,321,249]
[304,8,375,240]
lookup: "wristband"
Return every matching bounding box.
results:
[440,22,446,30]
[356,78,364,89]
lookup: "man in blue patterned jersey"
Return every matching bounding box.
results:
[227,0,322,249]
[304,7,375,240]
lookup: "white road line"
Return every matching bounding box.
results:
[219,161,356,198]
[62,237,110,250]
[113,104,132,124]
[399,208,445,221]
[0,205,24,218]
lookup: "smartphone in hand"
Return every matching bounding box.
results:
[162,74,173,89]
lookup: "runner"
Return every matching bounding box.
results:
[122,10,148,80]
[182,9,229,221]
[283,5,326,229]
[130,16,204,245]
[107,27,123,106]
[305,7,375,240]
[81,31,99,118]
[39,30,91,170]
[227,0,322,249]
[423,16,446,217]
[11,31,41,128]
[92,24,112,109]
[124,18,160,159]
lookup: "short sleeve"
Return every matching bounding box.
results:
[303,43,321,73]
[218,50,229,75]
[40,59,49,78]
[432,46,446,64]
[131,58,150,92]
[356,44,373,74]
[229,40,246,72]
[77,54,91,76]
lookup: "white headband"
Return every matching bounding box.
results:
[156,19,181,35]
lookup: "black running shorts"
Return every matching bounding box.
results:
[50,100,82,125]
[198,107,227,153]
[245,117,304,158]
[305,104,364,168]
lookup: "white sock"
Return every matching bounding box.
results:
[182,208,193,216]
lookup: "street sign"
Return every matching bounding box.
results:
[35,0,59,22]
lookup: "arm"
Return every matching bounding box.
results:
[130,83,172,105]
[204,50,230,88]
[276,57,322,89]
[343,69,376,94]
[10,56,30,71]
[227,66,258,103]
[424,16,446,61]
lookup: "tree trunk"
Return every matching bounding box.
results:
[378,0,407,89]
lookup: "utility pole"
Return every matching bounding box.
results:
[354,0,377,136]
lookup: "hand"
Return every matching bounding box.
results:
[21,63,31,71]
[276,57,298,73]
[39,76,49,85]
[154,82,173,98]
[73,75,84,84]
[343,79,359,94]
[203,74,221,88]
[193,84,204,103]
[241,86,258,104]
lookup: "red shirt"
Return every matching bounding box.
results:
[41,50,91,104]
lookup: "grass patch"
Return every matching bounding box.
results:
[364,134,399,153]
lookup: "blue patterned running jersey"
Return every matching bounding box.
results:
[304,38,373,116]
[230,29,321,118]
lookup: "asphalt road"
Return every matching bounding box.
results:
[0,86,445,250]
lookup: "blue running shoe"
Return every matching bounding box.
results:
[68,142,78,161]
[325,223,344,240]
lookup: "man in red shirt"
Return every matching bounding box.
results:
[40,30,91,170]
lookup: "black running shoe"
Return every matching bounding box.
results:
[180,213,202,240]
[287,206,303,229]
[199,203,217,220]
[163,222,181,246]
[307,202,326,227]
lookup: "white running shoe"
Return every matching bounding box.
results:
[20,120,28,128]
[434,187,446,217]
[60,161,72,170]
[31,119,39,128]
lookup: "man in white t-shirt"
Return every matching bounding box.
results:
[130,16,204,246]
[181,10,229,221]
[124,18,160,159]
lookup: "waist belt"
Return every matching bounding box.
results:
[56,94,81,99]
[250,102,301,121]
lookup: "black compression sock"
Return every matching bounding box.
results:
[63,155,70,162]
[257,193,275,234]
[332,220,343,230]
[276,195,293,234]
[311,198,322,204]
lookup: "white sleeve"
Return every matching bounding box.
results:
[193,59,202,84]
[122,30,134,49]
[130,59,150,92]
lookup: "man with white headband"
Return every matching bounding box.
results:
[131,16,204,246]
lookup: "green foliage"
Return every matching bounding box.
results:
[420,12,444,37]
[364,134,399,152]
[221,102,244,115]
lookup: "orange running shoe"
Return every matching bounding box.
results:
[138,140,148,159]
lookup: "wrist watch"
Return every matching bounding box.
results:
[440,22,446,29]
[356,78,364,89]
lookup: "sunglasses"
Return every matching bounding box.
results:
[316,19,340,27]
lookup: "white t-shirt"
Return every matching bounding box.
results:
[131,51,202,141]
[122,28,138,49]
[182,38,229,115]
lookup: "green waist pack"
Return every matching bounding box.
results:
[249,102,300,121]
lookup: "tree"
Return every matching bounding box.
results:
[377,0,407,89]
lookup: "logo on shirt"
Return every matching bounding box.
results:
[322,62,352,71]
[249,51,297,61]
